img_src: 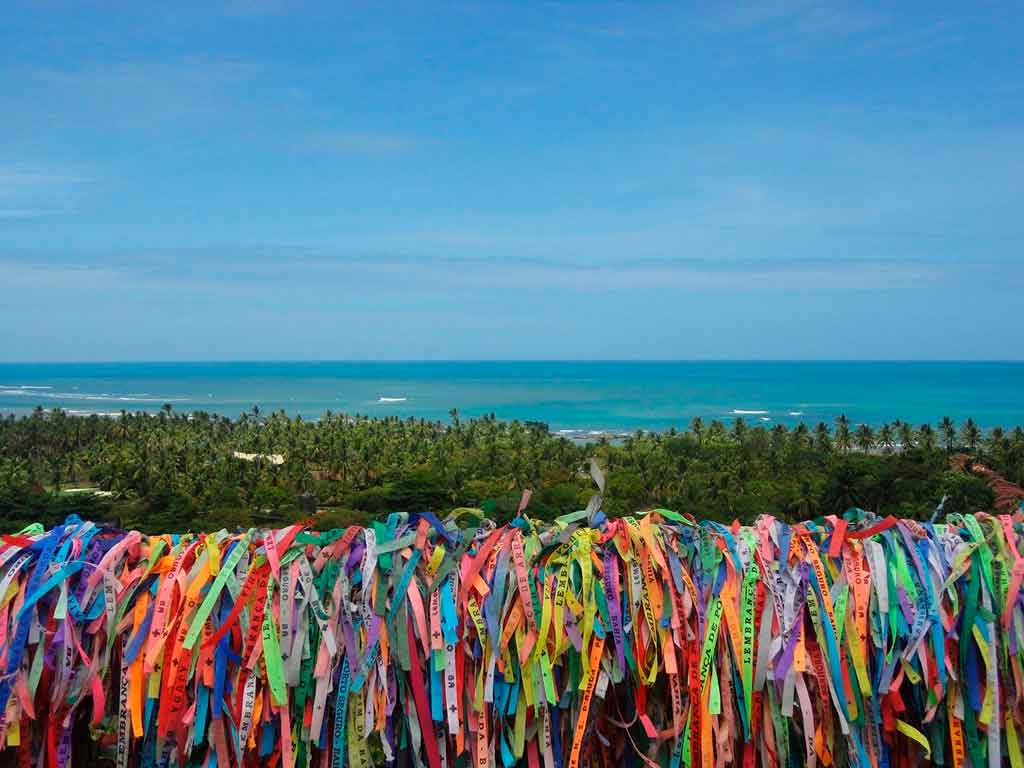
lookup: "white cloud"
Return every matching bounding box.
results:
[0,163,91,221]
[19,56,263,130]
[702,0,886,34]
[0,165,92,197]
[0,208,61,220]
[298,131,419,154]
[855,20,962,58]
[4,246,1003,298]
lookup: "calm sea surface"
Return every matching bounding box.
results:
[1,361,1021,433]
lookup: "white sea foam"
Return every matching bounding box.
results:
[732,409,768,415]
[760,417,771,422]
[0,385,53,390]
[788,411,805,416]
[0,388,188,403]
[377,396,407,403]
[76,394,189,402]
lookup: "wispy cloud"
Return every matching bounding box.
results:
[7,245,1013,298]
[0,208,64,220]
[0,165,92,196]
[31,54,258,89]
[703,0,886,34]
[856,21,962,58]
[223,0,292,15]
[19,56,264,129]
[694,1,958,60]
[298,131,419,155]
[0,163,91,221]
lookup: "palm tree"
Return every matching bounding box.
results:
[834,415,851,453]
[898,422,915,452]
[939,417,956,453]
[961,418,981,454]
[867,470,899,513]
[854,424,875,453]
[918,423,936,452]
[822,462,863,513]
[791,423,811,450]
[769,424,788,455]
[689,417,705,446]
[813,422,831,453]
[788,480,820,520]
[986,426,1006,465]
[878,423,895,454]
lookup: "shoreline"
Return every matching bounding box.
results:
[0,407,1015,451]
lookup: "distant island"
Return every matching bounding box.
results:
[1,406,1021,534]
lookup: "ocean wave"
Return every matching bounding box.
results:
[377,396,407,403]
[0,388,189,403]
[0,385,53,390]
[732,409,768,415]
[788,411,805,416]
[75,394,189,403]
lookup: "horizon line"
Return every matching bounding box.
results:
[1,358,1023,365]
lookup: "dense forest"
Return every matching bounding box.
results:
[1,405,1022,533]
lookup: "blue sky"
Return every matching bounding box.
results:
[1,1,1022,361]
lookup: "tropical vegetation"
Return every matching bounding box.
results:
[1,406,1021,533]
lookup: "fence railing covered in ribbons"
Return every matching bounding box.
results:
[0,505,1022,768]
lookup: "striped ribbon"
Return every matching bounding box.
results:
[0,503,1022,768]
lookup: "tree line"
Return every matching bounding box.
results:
[1,405,1021,533]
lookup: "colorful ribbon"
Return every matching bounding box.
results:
[1,504,1023,768]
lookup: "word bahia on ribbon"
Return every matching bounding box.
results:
[1,503,1022,768]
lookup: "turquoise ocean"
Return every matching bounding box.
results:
[0,361,1021,435]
